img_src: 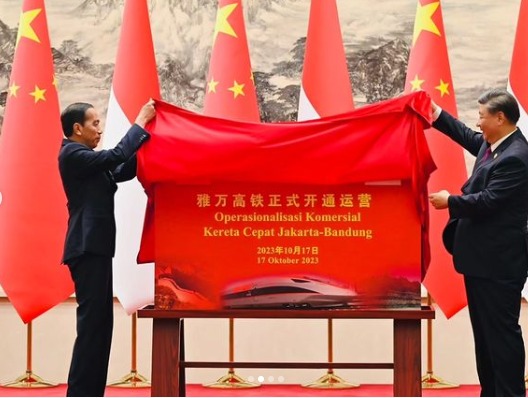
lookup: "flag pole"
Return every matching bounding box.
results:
[108,312,150,388]
[521,298,528,389]
[421,294,458,389]
[302,319,359,389]
[203,318,260,388]
[1,322,58,388]
[525,359,528,388]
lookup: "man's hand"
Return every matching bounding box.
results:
[429,190,450,209]
[431,99,439,115]
[135,99,156,128]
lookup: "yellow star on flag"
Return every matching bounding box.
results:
[213,3,238,44]
[29,85,46,103]
[412,1,440,45]
[410,75,425,91]
[52,75,58,87]
[207,77,219,93]
[435,79,450,97]
[16,8,42,47]
[8,82,20,97]
[228,80,245,98]
[250,72,254,84]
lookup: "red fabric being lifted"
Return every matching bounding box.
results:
[136,91,436,272]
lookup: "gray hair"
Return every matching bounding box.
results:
[477,89,520,124]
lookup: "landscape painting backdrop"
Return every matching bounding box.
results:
[0,0,522,128]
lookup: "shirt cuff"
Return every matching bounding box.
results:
[432,106,442,121]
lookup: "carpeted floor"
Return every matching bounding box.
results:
[0,384,486,397]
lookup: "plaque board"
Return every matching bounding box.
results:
[154,181,421,310]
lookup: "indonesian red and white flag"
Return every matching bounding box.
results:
[405,0,467,318]
[0,0,74,323]
[298,0,354,120]
[508,0,528,300]
[203,0,260,122]
[104,0,160,313]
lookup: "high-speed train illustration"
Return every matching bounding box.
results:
[156,276,211,309]
[222,275,357,309]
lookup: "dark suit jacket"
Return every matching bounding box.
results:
[434,111,528,279]
[59,124,150,263]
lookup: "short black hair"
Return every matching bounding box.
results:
[61,102,93,137]
[478,89,520,124]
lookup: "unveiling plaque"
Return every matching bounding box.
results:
[154,181,421,310]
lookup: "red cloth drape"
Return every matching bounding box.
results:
[137,91,436,275]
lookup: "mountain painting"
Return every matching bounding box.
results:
[0,0,521,133]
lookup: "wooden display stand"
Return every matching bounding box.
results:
[138,306,435,397]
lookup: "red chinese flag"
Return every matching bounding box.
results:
[298,0,354,120]
[203,0,260,122]
[404,0,467,318]
[0,0,74,323]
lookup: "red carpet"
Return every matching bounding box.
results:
[0,384,486,397]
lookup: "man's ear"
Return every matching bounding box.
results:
[73,122,82,136]
[496,111,506,125]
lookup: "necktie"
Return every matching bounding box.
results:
[471,147,492,174]
[480,147,492,163]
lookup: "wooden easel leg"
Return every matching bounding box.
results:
[151,318,182,396]
[394,319,421,397]
[179,319,186,397]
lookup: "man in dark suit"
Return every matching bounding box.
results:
[429,89,528,396]
[59,100,155,397]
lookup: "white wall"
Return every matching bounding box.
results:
[4,298,526,386]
